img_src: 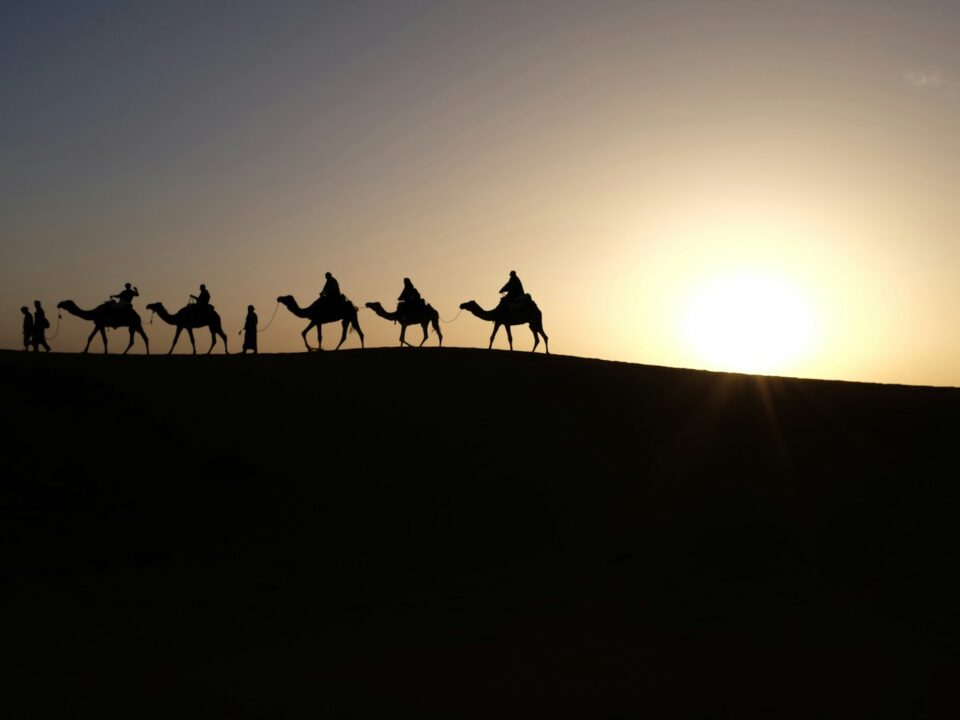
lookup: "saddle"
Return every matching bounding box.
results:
[398,297,426,318]
[183,303,216,322]
[97,300,138,328]
[499,293,532,313]
[317,293,348,312]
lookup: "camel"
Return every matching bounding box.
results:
[57,300,150,354]
[277,295,365,351]
[459,297,549,353]
[364,301,443,347]
[145,302,229,354]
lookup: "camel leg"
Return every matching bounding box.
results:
[123,328,136,354]
[99,327,109,354]
[84,327,98,353]
[169,327,182,354]
[334,320,349,350]
[187,328,197,354]
[353,316,364,349]
[489,322,501,349]
[316,323,323,351]
[531,326,539,353]
[207,328,217,354]
[301,321,315,351]
[399,324,408,347]
[505,324,514,351]
[220,330,229,355]
[138,327,150,355]
[419,322,428,347]
[540,325,549,354]
[432,317,443,347]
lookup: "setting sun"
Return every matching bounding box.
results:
[681,271,819,375]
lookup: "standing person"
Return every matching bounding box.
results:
[320,272,340,301]
[111,282,139,305]
[190,284,210,307]
[32,300,51,352]
[240,305,258,354]
[21,306,34,351]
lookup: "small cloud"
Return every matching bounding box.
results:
[905,70,946,89]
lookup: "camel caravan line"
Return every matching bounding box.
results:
[42,272,549,356]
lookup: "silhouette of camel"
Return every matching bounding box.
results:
[365,302,443,347]
[57,300,150,354]
[459,298,549,353]
[277,295,365,351]
[145,302,229,355]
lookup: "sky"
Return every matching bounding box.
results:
[3,0,960,385]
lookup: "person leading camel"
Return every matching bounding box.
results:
[241,304,258,354]
[111,282,139,305]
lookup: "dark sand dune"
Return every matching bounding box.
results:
[2,348,958,717]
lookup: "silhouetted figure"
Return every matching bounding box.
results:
[57,299,150,354]
[499,270,525,306]
[320,272,341,302]
[145,301,228,355]
[366,300,443,347]
[460,297,549,353]
[241,305,258,354]
[397,277,423,315]
[32,301,51,352]
[111,282,139,305]
[21,307,34,351]
[277,294,364,351]
[190,284,210,307]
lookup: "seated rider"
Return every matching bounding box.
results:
[397,277,422,315]
[498,270,525,308]
[320,272,341,304]
[110,282,139,305]
[190,284,211,307]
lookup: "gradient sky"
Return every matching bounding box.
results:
[4,0,960,385]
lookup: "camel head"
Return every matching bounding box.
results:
[459,301,477,311]
[365,301,383,311]
[56,300,71,310]
[145,302,164,314]
[277,295,294,306]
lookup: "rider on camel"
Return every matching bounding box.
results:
[499,270,525,308]
[111,282,139,305]
[190,284,211,307]
[397,277,422,315]
[320,272,341,304]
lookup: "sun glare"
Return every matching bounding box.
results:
[682,272,818,375]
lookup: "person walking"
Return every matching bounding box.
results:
[21,306,35,351]
[240,305,258,354]
[32,300,51,352]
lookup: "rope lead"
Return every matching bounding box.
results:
[257,300,281,333]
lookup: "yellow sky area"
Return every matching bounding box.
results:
[7,149,960,387]
[5,31,960,386]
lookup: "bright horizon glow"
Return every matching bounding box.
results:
[681,271,819,375]
[3,2,960,386]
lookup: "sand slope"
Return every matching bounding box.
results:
[2,348,958,717]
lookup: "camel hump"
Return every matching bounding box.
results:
[98,300,135,316]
